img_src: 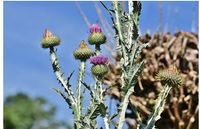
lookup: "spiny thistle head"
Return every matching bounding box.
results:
[155,66,184,88]
[41,29,61,48]
[91,64,109,77]
[73,40,93,61]
[90,55,108,65]
[88,24,106,45]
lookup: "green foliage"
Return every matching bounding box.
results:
[4,93,71,129]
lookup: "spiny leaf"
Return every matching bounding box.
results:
[110,113,118,120]
[81,81,94,98]
[142,85,171,129]
[134,42,149,59]
[67,70,75,83]
[52,88,72,108]
[122,61,144,93]
[86,102,107,120]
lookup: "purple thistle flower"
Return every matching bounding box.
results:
[90,24,102,33]
[90,55,108,65]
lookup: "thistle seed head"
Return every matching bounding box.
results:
[41,29,61,48]
[73,40,93,61]
[155,66,184,88]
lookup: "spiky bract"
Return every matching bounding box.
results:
[88,33,106,45]
[91,64,109,77]
[41,29,60,48]
[73,41,93,61]
[155,66,183,87]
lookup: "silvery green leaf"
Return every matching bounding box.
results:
[127,61,144,89]
[134,42,149,59]
[52,88,72,108]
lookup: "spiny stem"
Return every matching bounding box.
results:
[49,47,76,106]
[117,86,135,129]
[104,114,110,129]
[49,47,79,128]
[95,44,101,55]
[76,60,86,127]
[128,1,134,49]
[129,102,142,127]
[95,78,110,129]
[111,1,143,129]
[84,79,107,129]
[112,1,127,93]
[143,84,172,129]
[94,78,104,103]
[112,1,126,61]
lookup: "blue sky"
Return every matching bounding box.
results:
[4,1,198,127]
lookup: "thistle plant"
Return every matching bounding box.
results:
[41,1,184,129]
[140,66,184,129]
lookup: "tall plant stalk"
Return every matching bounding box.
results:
[110,1,144,129]
[76,61,86,128]
[49,47,80,128]
[142,84,172,129]
[49,47,76,106]
[95,78,110,129]
[93,44,110,129]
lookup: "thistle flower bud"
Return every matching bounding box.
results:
[91,64,109,77]
[90,55,108,65]
[41,29,61,48]
[155,66,183,87]
[90,55,109,77]
[88,24,106,45]
[73,41,93,61]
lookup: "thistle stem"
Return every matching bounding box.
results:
[95,78,103,101]
[112,1,126,61]
[49,47,76,106]
[104,114,110,129]
[76,60,86,127]
[49,47,80,128]
[117,86,135,129]
[95,44,101,55]
[95,78,110,129]
[143,84,172,129]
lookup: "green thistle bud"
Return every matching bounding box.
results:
[73,41,93,61]
[155,66,183,88]
[41,29,60,48]
[91,64,109,77]
[88,32,106,45]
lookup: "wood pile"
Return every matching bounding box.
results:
[104,31,198,129]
